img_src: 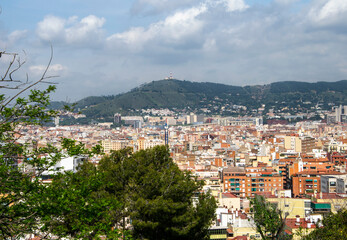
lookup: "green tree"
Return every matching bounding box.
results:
[38,161,124,239]
[99,146,217,240]
[302,209,347,240]
[0,49,63,238]
[250,195,292,240]
[1,49,103,239]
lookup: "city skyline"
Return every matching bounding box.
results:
[1,0,347,101]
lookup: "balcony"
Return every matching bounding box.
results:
[311,202,331,213]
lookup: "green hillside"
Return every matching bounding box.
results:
[65,79,347,118]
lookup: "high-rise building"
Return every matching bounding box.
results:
[114,113,122,124]
[334,105,347,123]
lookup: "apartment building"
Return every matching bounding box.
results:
[266,197,312,218]
[291,170,343,196]
[101,139,131,153]
[321,175,347,194]
[284,135,316,153]
[223,167,283,197]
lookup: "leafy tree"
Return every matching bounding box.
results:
[0,49,63,238]
[250,195,291,240]
[99,146,217,240]
[302,209,347,240]
[38,161,124,239]
[1,49,103,239]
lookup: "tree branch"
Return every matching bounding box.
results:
[1,46,58,110]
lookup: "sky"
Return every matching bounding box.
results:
[1,0,347,101]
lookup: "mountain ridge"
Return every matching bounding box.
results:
[54,79,347,119]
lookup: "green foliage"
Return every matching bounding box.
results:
[302,209,347,240]
[68,79,347,118]
[250,195,292,240]
[0,52,104,238]
[0,83,61,238]
[39,162,124,239]
[99,146,217,240]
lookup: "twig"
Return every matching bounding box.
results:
[1,45,56,110]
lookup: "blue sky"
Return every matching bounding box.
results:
[1,0,347,101]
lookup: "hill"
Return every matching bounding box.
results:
[60,79,347,119]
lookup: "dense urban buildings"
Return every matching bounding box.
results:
[16,108,347,240]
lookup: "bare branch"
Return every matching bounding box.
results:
[9,54,26,81]
[1,45,56,110]
[1,52,18,81]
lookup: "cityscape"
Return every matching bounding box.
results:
[1,0,347,239]
[14,102,347,239]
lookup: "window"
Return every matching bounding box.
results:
[285,204,289,207]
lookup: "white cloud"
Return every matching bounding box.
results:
[131,0,200,15]
[8,30,28,43]
[309,0,347,25]
[222,0,249,12]
[160,4,207,39]
[37,15,66,41]
[203,38,216,51]
[65,15,105,44]
[29,64,67,76]
[107,4,207,50]
[36,15,105,45]
[274,0,300,5]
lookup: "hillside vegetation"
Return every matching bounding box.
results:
[66,79,347,118]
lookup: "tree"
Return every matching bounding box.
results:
[0,49,62,238]
[38,161,123,239]
[1,48,103,239]
[99,146,217,240]
[250,195,292,240]
[302,209,347,240]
